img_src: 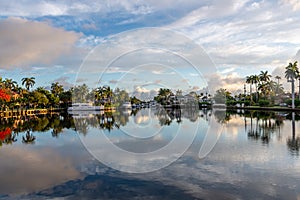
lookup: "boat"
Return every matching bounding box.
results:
[69,110,103,118]
[121,102,132,109]
[68,103,104,111]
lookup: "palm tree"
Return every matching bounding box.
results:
[285,61,299,109]
[103,86,113,104]
[259,70,272,83]
[275,76,281,85]
[21,77,35,91]
[252,75,260,102]
[4,78,18,91]
[258,71,272,99]
[246,75,254,105]
[51,82,64,97]
[275,76,282,95]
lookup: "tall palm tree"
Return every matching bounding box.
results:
[21,77,35,91]
[252,75,260,102]
[275,76,281,95]
[285,61,299,109]
[258,71,272,100]
[275,76,281,85]
[246,75,254,105]
[101,85,113,104]
[259,71,272,83]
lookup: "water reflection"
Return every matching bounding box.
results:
[287,112,300,155]
[1,109,300,157]
[225,110,300,156]
[0,108,300,199]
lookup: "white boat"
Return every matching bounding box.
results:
[121,102,132,109]
[68,103,104,111]
[69,110,103,118]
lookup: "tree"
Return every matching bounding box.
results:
[252,75,260,102]
[51,82,64,97]
[275,76,281,85]
[3,78,18,94]
[285,61,299,109]
[155,88,173,105]
[29,91,49,108]
[275,76,282,95]
[72,84,89,102]
[21,77,35,91]
[246,75,254,104]
[259,71,272,83]
[213,88,231,104]
[102,86,113,104]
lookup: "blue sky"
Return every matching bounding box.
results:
[1,0,300,95]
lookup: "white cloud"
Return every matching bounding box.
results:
[0,147,81,195]
[167,0,300,75]
[0,0,154,17]
[207,72,245,94]
[0,17,82,69]
[282,0,300,11]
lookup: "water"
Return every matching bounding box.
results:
[0,108,299,199]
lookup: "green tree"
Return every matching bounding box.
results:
[3,78,18,92]
[21,77,35,91]
[51,82,64,97]
[259,71,272,83]
[285,61,299,109]
[72,84,89,102]
[213,88,231,104]
[29,91,49,108]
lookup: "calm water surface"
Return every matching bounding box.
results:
[0,108,299,199]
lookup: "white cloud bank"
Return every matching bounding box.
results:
[0,17,82,69]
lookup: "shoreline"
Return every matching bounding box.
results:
[225,106,300,112]
[0,108,65,119]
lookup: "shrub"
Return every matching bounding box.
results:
[285,99,300,107]
[259,100,270,107]
[244,100,250,106]
[226,100,237,106]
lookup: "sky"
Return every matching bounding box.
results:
[1,0,300,96]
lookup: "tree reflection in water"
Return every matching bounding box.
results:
[224,110,299,156]
[1,109,300,156]
[22,131,36,144]
[287,112,300,156]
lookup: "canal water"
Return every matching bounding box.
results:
[0,108,299,199]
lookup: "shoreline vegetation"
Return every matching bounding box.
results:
[1,61,300,118]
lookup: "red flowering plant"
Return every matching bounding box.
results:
[0,89,11,102]
[0,128,12,142]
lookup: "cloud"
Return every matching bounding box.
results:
[131,86,158,100]
[109,79,118,84]
[0,0,153,17]
[0,147,81,195]
[52,76,74,90]
[167,0,300,75]
[0,17,82,69]
[282,0,300,11]
[207,72,244,94]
